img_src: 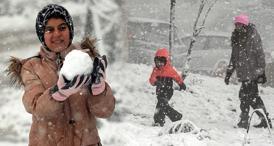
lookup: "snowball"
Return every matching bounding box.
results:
[60,50,93,80]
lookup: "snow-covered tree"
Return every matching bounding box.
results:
[183,0,218,77]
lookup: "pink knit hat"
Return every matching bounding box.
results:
[234,14,249,26]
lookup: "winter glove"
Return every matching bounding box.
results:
[224,72,232,85]
[224,64,235,85]
[50,74,90,101]
[257,72,267,84]
[90,56,107,95]
[179,82,186,91]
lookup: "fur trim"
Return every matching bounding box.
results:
[80,37,100,58]
[5,57,24,87]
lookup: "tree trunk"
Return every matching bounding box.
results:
[183,0,217,77]
[84,7,94,37]
[169,0,176,61]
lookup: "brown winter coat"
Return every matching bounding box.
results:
[228,23,266,82]
[8,43,115,146]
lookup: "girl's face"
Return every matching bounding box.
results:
[44,18,70,52]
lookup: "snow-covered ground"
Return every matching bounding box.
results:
[0,47,273,145]
[101,62,274,146]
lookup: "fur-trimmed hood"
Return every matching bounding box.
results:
[6,56,28,87]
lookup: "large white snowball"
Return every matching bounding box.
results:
[60,50,93,80]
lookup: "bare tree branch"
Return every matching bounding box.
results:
[201,0,218,28]
[183,0,218,77]
[192,0,205,32]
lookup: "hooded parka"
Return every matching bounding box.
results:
[12,44,115,146]
[229,23,266,81]
[149,48,183,89]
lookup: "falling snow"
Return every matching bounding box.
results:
[0,0,274,146]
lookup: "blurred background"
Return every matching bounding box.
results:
[0,0,128,62]
[127,0,274,86]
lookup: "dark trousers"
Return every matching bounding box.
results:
[153,93,182,125]
[239,81,268,120]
